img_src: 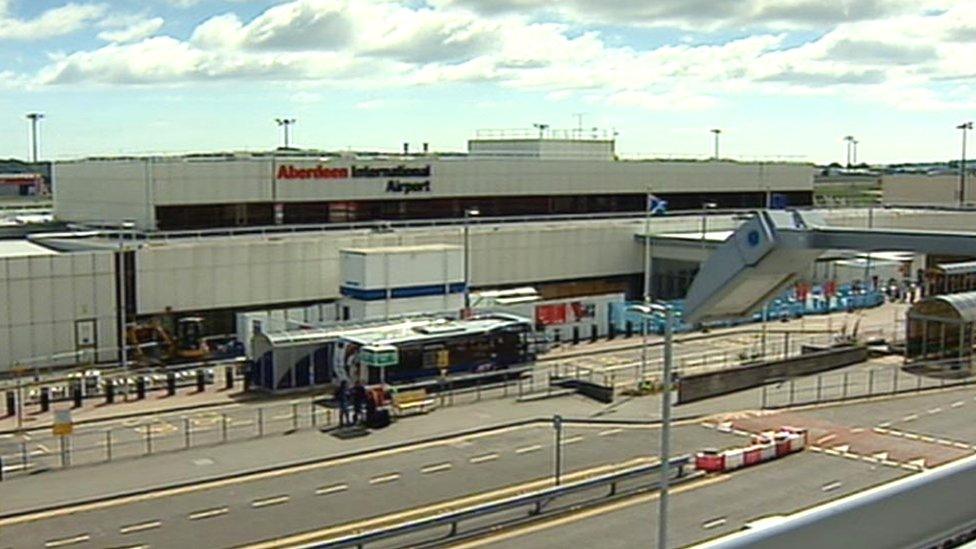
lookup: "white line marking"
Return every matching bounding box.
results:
[815,434,837,445]
[877,421,891,428]
[561,436,584,445]
[903,432,919,440]
[903,414,918,422]
[119,520,162,534]
[954,442,971,449]
[821,481,842,492]
[315,484,348,496]
[188,507,228,520]
[370,473,401,484]
[928,408,942,415]
[598,428,623,437]
[45,534,90,547]
[421,462,453,474]
[515,444,542,454]
[252,495,290,508]
[470,453,500,464]
[920,436,935,443]
[952,401,965,408]
[703,517,727,529]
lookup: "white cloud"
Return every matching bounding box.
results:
[0,2,106,40]
[98,17,164,43]
[13,0,976,114]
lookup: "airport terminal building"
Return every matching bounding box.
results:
[52,137,814,231]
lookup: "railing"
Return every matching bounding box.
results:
[300,455,692,549]
[760,356,975,409]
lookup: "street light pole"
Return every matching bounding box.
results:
[700,202,717,251]
[958,122,973,207]
[710,129,721,160]
[463,208,480,311]
[658,304,674,549]
[642,189,653,377]
[843,135,855,168]
[25,113,44,163]
[275,118,296,148]
[118,223,130,371]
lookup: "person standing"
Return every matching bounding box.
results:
[337,380,350,427]
[352,382,367,424]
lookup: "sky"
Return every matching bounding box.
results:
[1,0,976,164]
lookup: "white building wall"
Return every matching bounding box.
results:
[53,160,154,228]
[0,251,117,372]
[342,294,464,321]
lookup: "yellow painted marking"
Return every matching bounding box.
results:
[421,462,453,474]
[315,484,349,496]
[0,422,541,528]
[188,507,228,520]
[119,520,162,534]
[240,458,657,549]
[370,473,401,485]
[252,495,290,508]
[45,534,90,547]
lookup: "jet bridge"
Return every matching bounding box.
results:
[684,209,976,324]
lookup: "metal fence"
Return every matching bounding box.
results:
[761,358,976,409]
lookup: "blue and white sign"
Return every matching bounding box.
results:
[646,194,668,216]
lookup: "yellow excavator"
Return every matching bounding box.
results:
[127,316,210,365]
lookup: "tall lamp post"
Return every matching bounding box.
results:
[26,112,44,163]
[843,135,855,168]
[117,221,134,371]
[275,118,296,148]
[710,129,721,160]
[641,189,654,377]
[463,208,480,311]
[958,122,973,207]
[628,302,674,549]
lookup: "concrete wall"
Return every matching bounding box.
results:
[0,250,117,371]
[53,156,815,229]
[677,345,868,404]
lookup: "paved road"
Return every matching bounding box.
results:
[0,421,740,548]
[458,451,908,549]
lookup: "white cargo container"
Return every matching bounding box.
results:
[338,244,464,321]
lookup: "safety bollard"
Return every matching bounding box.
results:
[590,325,598,343]
[145,424,153,455]
[222,413,228,442]
[292,402,299,432]
[72,383,83,409]
[166,373,177,396]
[0,455,4,481]
[608,325,615,340]
[106,429,113,462]
[257,408,264,437]
[572,327,580,345]
[39,387,51,413]
[136,377,146,400]
[225,367,234,390]
[625,321,633,338]
[184,417,191,449]
[243,372,251,393]
[105,380,115,404]
[310,401,317,427]
[196,370,206,393]
[5,391,15,417]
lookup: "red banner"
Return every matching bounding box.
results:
[535,304,568,326]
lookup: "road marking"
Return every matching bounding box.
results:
[598,428,623,437]
[516,444,542,454]
[928,408,942,415]
[952,401,965,408]
[421,462,453,474]
[850,428,864,434]
[873,452,889,461]
[903,432,919,440]
[443,474,731,549]
[877,421,891,428]
[561,436,584,445]
[252,495,290,508]
[832,444,850,453]
[188,507,229,520]
[315,484,349,496]
[821,480,843,492]
[954,442,971,449]
[919,435,935,443]
[45,534,90,547]
[370,473,401,485]
[703,517,727,529]
[119,520,162,534]
[470,453,500,464]
[903,414,918,422]
[0,422,542,528]
[815,434,837,445]
[241,458,658,549]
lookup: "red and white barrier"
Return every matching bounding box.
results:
[695,427,807,473]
